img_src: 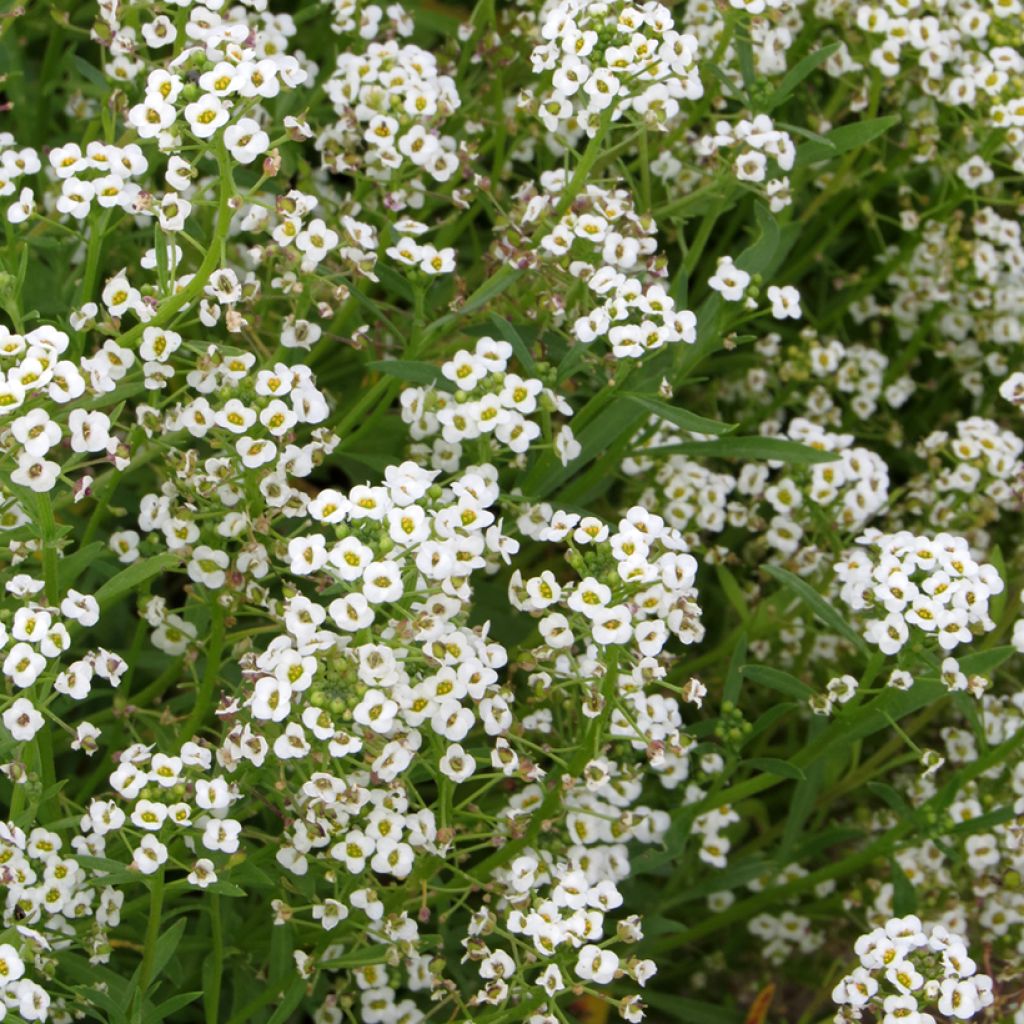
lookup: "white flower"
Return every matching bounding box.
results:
[133,834,169,874]
[184,95,230,139]
[224,118,270,165]
[575,945,619,984]
[187,858,218,888]
[1,697,43,743]
[202,818,242,854]
[11,453,60,493]
[68,409,112,453]
[708,256,750,301]
[767,284,802,319]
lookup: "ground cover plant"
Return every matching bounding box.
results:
[0,0,1021,1021]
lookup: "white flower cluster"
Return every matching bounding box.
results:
[324,0,413,39]
[511,505,704,656]
[318,39,461,182]
[573,269,697,358]
[835,530,1003,654]
[693,115,796,212]
[240,188,380,284]
[124,8,308,150]
[400,336,579,469]
[889,207,1024,384]
[534,175,659,274]
[528,0,702,136]
[681,0,800,82]
[94,741,245,883]
[745,419,891,553]
[833,917,993,1023]
[851,0,1024,144]
[629,445,738,538]
[0,579,108,748]
[750,910,824,965]
[905,415,1024,534]
[0,822,90,1021]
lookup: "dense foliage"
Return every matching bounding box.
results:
[0,0,1021,1022]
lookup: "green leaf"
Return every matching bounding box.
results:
[643,990,742,1024]
[745,701,800,744]
[891,857,918,916]
[94,552,180,614]
[623,393,735,437]
[461,266,522,315]
[957,645,1016,678]
[318,946,394,969]
[365,359,454,392]
[265,977,306,1024]
[58,541,106,591]
[795,114,901,165]
[744,757,807,782]
[764,564,867,651]
[743,664,814,700]
[205,881,247,898]
[763,43,842,110]
[71,55,111,92]
[519,396,647,499]
[781,725,826,854]
[144,918,187,987]
[867,781,913,817]
[723,631,748,703]
[146,992,203,1024]
[717,566,750,625]
[637,436,838,465]
[488,314,537,375]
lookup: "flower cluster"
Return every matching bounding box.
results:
[833,917,994,1023]
[835,530,1004,655]
[527,0,703,137]
[399,337,579,468]
[318,38,461,183]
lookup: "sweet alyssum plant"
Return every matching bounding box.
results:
[0,0,1021,1022]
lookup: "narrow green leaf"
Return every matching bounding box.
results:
[265,978,306,1024]
[94,552,180,613]
[717,566,750,625]
[866,781,913,817]
[745,701,799,744]
[205,880,247,898]
[319,946,394,969]
[461,266,522,315]
[146,918,187,987]
[365,359,454,391]
[764,564,867,651]
[795,114,901,165]
[723,631,748,703]
[745,756,807,782]
[623,393,735,436]
[146,992,203,1024]
[763,43,841,110]
[637,437,837,465]
[957,645,1016,678]
[71,55,111,92]
[742,664,814,700]
[488,314,537,374]
[891,857,918,916]
[58,541,106,590]
[643,991,742,1024]
[736,201,781,276]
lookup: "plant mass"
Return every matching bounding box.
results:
[0,0,1021,1022]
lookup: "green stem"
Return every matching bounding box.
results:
[112,139,235,353]
[179,603,225,742]
[204,894,224,1024]
[137,870,166,1002]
